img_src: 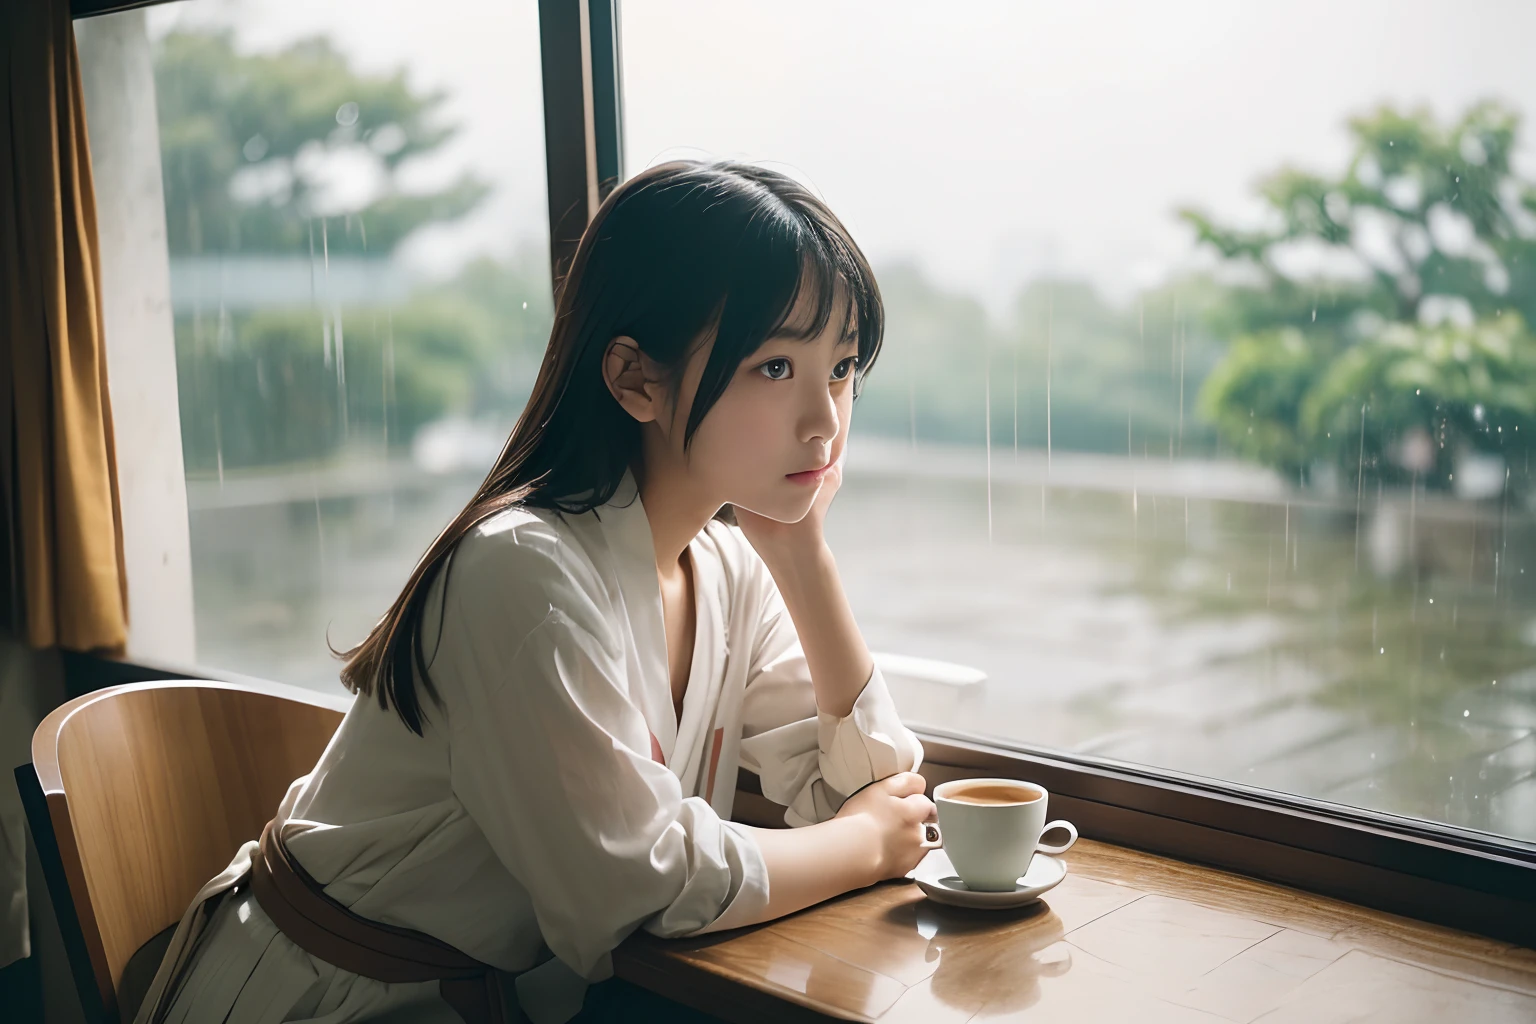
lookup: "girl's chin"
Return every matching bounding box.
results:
[735,493,815,525]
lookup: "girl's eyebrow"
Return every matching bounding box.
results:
[764,329,860,348]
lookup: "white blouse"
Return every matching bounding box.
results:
[144,466,922,1024]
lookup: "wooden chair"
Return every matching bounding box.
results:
[15,679,350,1023]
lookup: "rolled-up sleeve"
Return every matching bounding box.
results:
[737,579,924,829]
[437,531,768,980]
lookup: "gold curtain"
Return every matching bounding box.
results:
[0,0,128,653]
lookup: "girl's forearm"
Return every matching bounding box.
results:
[764,542,873,719]
[734,818,880,925]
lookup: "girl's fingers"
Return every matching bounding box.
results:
[903,794,936,821]
[886,772,927,797]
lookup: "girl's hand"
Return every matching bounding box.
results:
[734,444,846,564]
[834,772,937,882]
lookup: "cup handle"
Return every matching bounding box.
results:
[920,822,943,850]
[1036,820,1077,855]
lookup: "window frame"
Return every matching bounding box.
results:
[70,0,1536,948]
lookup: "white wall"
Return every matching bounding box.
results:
[76,11,197,665]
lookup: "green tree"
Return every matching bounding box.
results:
[175,255,555,473]
[155,29,489,254]
[853,262,995,445]
[155,29,558,473]
[1186,101,1536,488]
[855,264,1218,457]
[1005,277,1219,458]
[1299,313,1536,482]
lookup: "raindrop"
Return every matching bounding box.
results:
[242,134,269,162]
[1012,348,1020,463]
[1354,403,1367,572]
[1462,710,1470,718]
[213,405,224,486]
[1283,503,1290,572]
[1380,647,1385,654]
[522,301,528,310]
[1045,288,1054,475]
[335,305,349,438]
[383,312,396,448]
[1177,315,1186,456]
[1265,537,1272,607]
[984,349,993,544]
[312,472,328,584]
[336,101,360,127]
[908,378,916,450]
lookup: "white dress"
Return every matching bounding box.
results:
[138,466,923,1024]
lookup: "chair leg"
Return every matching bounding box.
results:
[15,765,108,1024]
[0,949,43,1022]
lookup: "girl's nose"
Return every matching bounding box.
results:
[801,386,841,445]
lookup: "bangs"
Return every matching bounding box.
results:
[681,202,885,443]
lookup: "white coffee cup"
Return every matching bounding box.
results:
[930,778,1078,892]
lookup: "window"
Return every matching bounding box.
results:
[622,0,1536,844]
[85,0,552,690]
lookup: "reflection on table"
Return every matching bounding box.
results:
[616,838,1536,1023]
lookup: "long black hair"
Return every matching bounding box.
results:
[339,160,886,734]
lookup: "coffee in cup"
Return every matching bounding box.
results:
[931,778,1077,892]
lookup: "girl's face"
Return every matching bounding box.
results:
[663,287,860,524]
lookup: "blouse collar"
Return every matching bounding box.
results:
[593,466,677,747]
[591,465,719,768]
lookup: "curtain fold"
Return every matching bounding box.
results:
[1,0,128,653]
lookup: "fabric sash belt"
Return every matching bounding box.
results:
[249,819,518,1024]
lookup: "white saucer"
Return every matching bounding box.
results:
[907,849,1067,909]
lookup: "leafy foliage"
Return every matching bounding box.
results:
[175,252,554,473]
[1185,101,1536,491]
[854,265,1218,457]
[154,29,553,473]
[1300,314,1536,482]
[155,30,488,254]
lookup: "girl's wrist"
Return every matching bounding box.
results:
[760,539,835,593]
[826,810,886,886]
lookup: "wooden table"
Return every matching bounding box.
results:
[616,839,1536,1023]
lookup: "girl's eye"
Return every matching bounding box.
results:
[758,358,792,381]
[832,357,858,381]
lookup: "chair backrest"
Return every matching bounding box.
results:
[18,679,349,1023]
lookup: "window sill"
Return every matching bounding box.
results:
[64,651,1536,948]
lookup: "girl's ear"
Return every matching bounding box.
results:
[603,335,663,425]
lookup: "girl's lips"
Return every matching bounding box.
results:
[786,462,832,485]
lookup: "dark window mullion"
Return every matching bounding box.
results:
[539,0,625,296]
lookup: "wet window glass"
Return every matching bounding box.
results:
[128,0,551,684]
[621,1,1536,842]
[84,1,1536,846]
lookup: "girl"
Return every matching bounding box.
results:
[138,160,936,1024]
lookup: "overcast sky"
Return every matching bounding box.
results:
[148,0,1536,314]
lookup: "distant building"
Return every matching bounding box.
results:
[169,255,419,313]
